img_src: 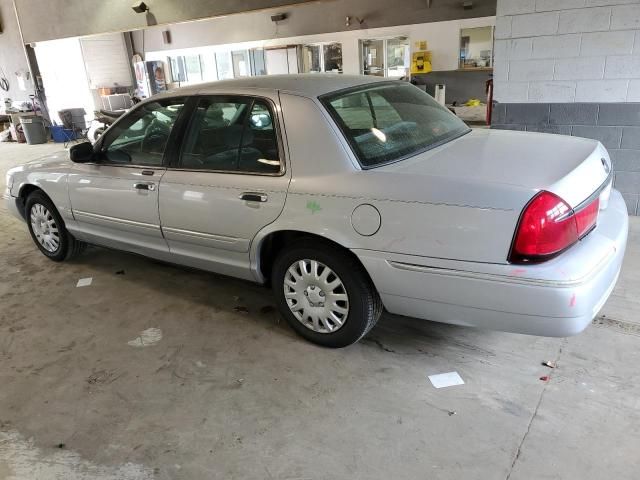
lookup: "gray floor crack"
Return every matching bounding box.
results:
[505,340,565,480]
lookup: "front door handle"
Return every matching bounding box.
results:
[134,182,156,191]
[240,192,268,202]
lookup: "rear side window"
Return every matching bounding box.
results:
[179,96,281,174]
[321,82,469,168]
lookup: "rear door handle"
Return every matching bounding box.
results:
[240,192,268,202]
[134,182,156,191]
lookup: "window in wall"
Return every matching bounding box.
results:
[323,43,343,73]
[232,50,251,77]
[100,98,185,166]
[386,37,410,78]
[179,97,280,174]
[185,55,203,82]
[215,52,234,80]
[250,49,267,76]
[301,43,343,74]
[201,54,218,81]
[168,56,186,83]
[360,38,410,78]
[459,26,494,69]
[361,39,385,77]
[265,48,291,75]
[302,45,321,73]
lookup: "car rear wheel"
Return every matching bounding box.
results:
[25,191,85,261]
[272,240,382,347]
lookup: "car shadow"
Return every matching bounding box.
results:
[66,244,503,355]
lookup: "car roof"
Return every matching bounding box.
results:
[160,74,393,99]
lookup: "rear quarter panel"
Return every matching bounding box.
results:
[257,172,522,262]
[251,93,526,277]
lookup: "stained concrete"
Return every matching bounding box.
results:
[1,142,639,479]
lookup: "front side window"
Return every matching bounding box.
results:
[180,96,280,174]
[322,83,469,168]
[100,98,185,166]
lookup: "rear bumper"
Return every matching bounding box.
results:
[354,189,629,337]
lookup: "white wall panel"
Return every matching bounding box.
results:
[80,33,132,89]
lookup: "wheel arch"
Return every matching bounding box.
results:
[16,184,46,219]
[252,229,375,288]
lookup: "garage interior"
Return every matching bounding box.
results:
[1,1,640,479]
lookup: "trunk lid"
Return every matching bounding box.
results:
[377,128,611,209]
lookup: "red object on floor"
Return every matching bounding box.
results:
[540,376,550,381]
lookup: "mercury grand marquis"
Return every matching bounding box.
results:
[3,75,629,347]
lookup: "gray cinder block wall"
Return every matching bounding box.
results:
[492,0,640,215]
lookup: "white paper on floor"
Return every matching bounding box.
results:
[428,371,465,389]
[76,277,93,288]
[127,328,163,348]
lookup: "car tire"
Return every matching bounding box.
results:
[25,190,86,262]
[271,239,382,348]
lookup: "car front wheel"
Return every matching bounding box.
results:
[272,240,382,347]
[25,191,85,261]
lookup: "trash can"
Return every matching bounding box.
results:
[20,116,48,145]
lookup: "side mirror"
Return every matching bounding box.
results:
[69,142,95,163]
[250,113,272,129]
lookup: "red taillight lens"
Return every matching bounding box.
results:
[509,191,599,263]
[575,197,599,238]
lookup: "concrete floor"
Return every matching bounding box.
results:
[1,142,639,480]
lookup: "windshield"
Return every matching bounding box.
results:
[321,82,470,168]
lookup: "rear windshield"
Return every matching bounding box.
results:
[321,82,470,168]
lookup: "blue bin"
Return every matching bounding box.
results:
[51,125,76,143]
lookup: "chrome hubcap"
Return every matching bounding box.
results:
[30,204,60,253]
[284,259,349,333]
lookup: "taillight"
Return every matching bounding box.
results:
[575,197,599,238]
[509,191,599,263]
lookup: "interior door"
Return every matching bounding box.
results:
[67,97,186,254]
[159,93,290,280]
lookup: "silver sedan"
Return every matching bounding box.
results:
[3,74,628,347]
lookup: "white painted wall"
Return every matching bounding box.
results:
[145,16,496,80]
[494,0,640,103]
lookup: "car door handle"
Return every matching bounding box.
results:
[134,182,156,191]
[239,192,268,202]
